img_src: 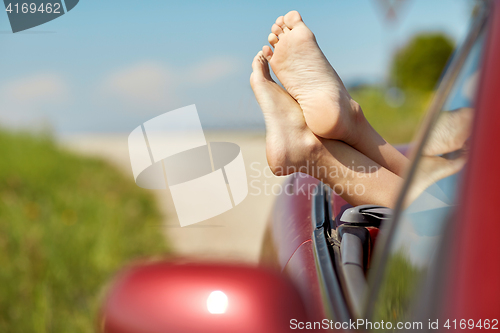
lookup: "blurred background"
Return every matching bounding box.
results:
[0,0,477,331]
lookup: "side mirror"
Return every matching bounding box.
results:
[100,261,309,333]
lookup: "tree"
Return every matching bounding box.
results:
[391,33,455,91]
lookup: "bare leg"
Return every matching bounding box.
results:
[250,51,403,208]
[404,108,472,206]
[264,11,409,177]
[423,108,473,156]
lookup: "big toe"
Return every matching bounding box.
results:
[251,51,274,85]
[283,10,304,29]
[275,16,289,33]
[262,45,273,61]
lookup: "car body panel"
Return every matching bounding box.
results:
[260,174,319,270]
[446,0,500,321]
[102,262,309,333]
[283,239,325,322]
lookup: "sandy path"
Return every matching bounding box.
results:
[60,132,283,264]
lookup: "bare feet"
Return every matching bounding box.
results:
[250,51,404,208]
[262,11,409,178]
[250,51,321,176]
[263,10,361,144]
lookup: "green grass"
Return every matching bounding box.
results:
[373,249,423,330]
[0,130,168,332]
[351,87,433,144]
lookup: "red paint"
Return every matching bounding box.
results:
[282,239,312,272]
[102,261,308,333]
[284,240,326,323]
[265,175,328,323]
[268,174,319,269]
[447,0,500,321]
[366,226,380,268]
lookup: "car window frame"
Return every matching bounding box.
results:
[311,184,354,322]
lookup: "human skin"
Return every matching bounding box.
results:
[250,51,403,208]
[264,10,410,178]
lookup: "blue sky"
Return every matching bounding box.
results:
[0,0,473,132]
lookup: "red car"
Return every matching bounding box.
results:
[100,1,500,332]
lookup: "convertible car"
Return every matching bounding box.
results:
[100,1,500,332]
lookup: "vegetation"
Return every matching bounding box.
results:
[373,249,424,330]
[391,33,454,91]
[0,130,168,332]
[349,32,454,144]
[351,87,432,144]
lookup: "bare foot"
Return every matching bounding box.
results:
[250,51,321,176]
[250,51,404,208]
[263,10,361,144]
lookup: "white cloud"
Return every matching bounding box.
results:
[99,57,242,115]
[0,73,69,128]
[99,62,183,116]
[186,57,241,84]
[2,73,68,104]
[0,56,244,131]
[102,62,176,109]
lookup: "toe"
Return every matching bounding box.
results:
[251,51,274,85]
[262,45,273,61]
[268,33,278,48]
[275,16,285,29]
[283,10,304,29]
[275,15,290,33]
[251,52,263,74]
[271,24,284,37]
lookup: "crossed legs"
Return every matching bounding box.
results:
[250,51,403,208]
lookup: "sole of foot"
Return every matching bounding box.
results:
[250,51,321,176]
[264,10,362,145]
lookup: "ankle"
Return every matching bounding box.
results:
[286,132,323,176]
[301,133,323,163]
[347,99,366,147]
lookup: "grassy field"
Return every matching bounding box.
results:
[351,87,433,144]
[0,130,168,332]
[373,249,423,326]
